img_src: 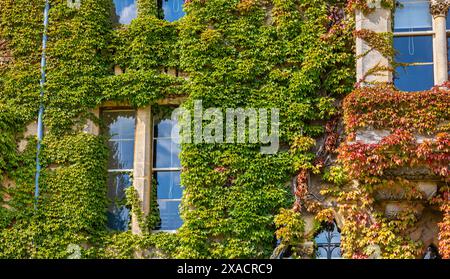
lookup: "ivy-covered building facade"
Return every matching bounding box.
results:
[0,0,448,259]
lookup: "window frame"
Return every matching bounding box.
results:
[151,109,183,233]
[102,108,137,232]
[393,0,436,91]
[314,221,342,259]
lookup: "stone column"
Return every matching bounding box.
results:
[431,0,450,85]
[355,3,393,84]
[131,106,152,234]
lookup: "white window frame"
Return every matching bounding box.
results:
[393,1,436,89]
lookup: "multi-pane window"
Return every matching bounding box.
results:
[114,0,137,24]
[394,0,434,91]
[153,115,183,231]
[102,110,136,231]
[315,221,341,259]
[162,0,186,22]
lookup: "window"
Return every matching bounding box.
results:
[394,0,434,91]
[114,0,137,24]
[314,221,341,259]
[102,110,136,231]
[162,0,185,22]
[423,244,441,259]
[153,114,183,231]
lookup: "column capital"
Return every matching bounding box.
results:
[430,0,450,17]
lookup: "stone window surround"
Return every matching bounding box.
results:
[356,0,450,86]
[92,96,185,234]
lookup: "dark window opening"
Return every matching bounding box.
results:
[423,244,441,259]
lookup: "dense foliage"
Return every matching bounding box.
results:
[325,85,450,258]
[8,0,447,260]
[0,0,355,258]
[319,3,450,258]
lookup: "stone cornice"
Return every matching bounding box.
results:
[430,0,450,17]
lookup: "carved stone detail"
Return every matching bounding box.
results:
[430,0,450,17]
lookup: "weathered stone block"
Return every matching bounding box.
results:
[416,181,438,199]
[355,129,390,144]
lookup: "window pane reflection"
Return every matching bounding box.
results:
[106,173,132,231]
[157,200,183,230]
[447,12,450,30]
[394,65,434,91]
[154,118,181,168]
[108,140,135,169]
[153,114,183,231]
[103,111,136,140]
[114,0,137,25]
[315,222,341,259]
[394,0,432,32]
[394,36,433,63]
[155,171,183,199]
[102,110,136,231]
[163,0,185,22]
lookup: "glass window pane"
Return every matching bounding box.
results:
[157,200,183,230]
[153,113,183,230]
[103,111,136,140]
[114,0,137,25]
[394,65,434,91]
[155,171,183,199]
[107,172,132,202]
[154,139,181,168]
[107,173,132,231]
[154,119,175,138]
[107,206,130,231]
[394,0,432,32]
[447,13,450,30]
[315,222,341,259]
[394,36,433,63]
[448,37,450,61]
[108,140,135,169]
[163,0,186,22]
[154,138,172,168]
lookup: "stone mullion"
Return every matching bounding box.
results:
[132,106,153,234]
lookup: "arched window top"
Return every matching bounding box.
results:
[314,221,341,259]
